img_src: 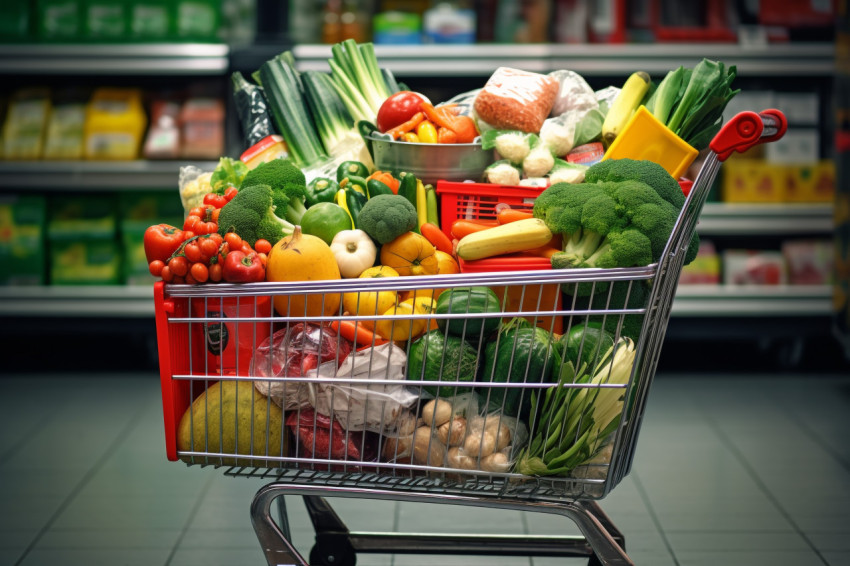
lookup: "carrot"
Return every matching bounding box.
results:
[330,319,388,348]
[437,126,457,144]
[497,208,534,224]
[386,112,425,140]
[420,222,453,254]
[526,245,561,259]
[421,103,479,144]
[450,218,499,239]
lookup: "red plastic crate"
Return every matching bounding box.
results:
[435,181,546,241]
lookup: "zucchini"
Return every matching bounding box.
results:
[456,218,553,261]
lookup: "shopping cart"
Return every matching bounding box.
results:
[154,110,786,566]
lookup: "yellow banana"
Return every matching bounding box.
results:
[601,71,651,145]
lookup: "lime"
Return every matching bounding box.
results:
[299,202,352,245]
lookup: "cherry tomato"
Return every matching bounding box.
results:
[148,260,165,277]
[257,252,268,267]
[160,265,173,282]
[224,232,243,250]
[183,230,195,240]
[143,224,184,264]
[183,215,202,233]
[254,238,272,254]
[241,242,253,255]
[203,193,228,209]
[211,208,220,223]
[190,262,209,283]
[172,275,185,284]
[169,256,189,277]
[200,221,218,235]
[208,263,223,283]
[200,236,219,258]
[224,186,239,202]
[184,272,198,285]
[376,91,431,133]
[183,241,202,263]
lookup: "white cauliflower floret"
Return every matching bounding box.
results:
[522,142,555,178]
[484,160,522,186]
[539,117,575,157]
[494,131,534,164]
[547,159,587,184]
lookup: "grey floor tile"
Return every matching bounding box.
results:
[530,559,599,566]
[178,527,260,549]
[396,501,526,535]
[673,549,827,566]
[52,493,198,530]
[392,554,531,566]
[823,551,850,566]
[168,546,268,566]
[665,530,810,552]
[35,528,179,549]
[807,531,850,551]
[17,547,172,566]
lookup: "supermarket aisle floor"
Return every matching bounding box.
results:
[1,372,849,566]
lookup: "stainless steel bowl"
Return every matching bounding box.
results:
[368,135,493,185]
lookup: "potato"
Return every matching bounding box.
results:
[493,423,511,452]
[437,417,467,446]
[480,452,510,473]
[396,411,418,437]
[463,429,496,458]
[446,447,476,470]
[382,434,413,463]
[421,399,453,428]
[411,426,444,467]
[468,415,511,451]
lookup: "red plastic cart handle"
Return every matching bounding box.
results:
[709,109,788,162]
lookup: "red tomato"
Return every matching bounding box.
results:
[376,91,431,133]
[143,224,184,264]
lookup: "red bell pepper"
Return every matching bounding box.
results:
[222,250,265,282]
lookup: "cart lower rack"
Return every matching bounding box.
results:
[154,110,786,565]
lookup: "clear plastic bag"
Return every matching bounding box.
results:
[473,67,560,134]
[178,165,213,216]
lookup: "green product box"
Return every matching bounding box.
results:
[0,195,47,286]
[175,0,221,41]
[120,191,183,285]
[0,2,33,41]
[36,0,83,41]
[130,0,172,40]
[48,194,117,240]
[49,238,122,285]
[84,0,127,40]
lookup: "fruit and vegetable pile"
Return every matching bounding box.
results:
[161,40,743,480]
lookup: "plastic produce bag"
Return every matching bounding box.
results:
[178,165,213,216]
[548,70,599,118]
[308,343,418,434]
[473,67,560,134]
[286,408,379,471]
[251,323,353,408]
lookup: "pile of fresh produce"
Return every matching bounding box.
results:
[158,40,746,480]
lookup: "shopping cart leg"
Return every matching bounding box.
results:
[251,485,310,566]
[251,482,634,566]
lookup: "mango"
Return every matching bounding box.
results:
[177,380,287,467]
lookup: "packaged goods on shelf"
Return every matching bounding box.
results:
[765,128,819,164]
[0,1,32,40]
[43,90,87,160]
[85,0,127,40]
[84,88,147,160]
[175,0,221,41]
[782,239,834,285]
[47,194,122,285]
[723,249,788,286]
[679,240,721,285]
[179,98,225,160]
[129,1,172,40]
[36,0,84,41]
[1,88,51,160]
[143,100,182,160]
[722,157,835,203]
[0,195,47,286]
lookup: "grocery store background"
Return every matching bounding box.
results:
[0,1,849,565]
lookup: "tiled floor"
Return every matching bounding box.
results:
[1,372,849,566]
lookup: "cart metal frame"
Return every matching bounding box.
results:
[154,110,786,565]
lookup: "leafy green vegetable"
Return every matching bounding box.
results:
[210,157,248,194]
[328,39,394,124]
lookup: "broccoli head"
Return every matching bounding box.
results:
[358,194,418,244]
[585,158,685,209]
[217,184,294,246]
[240,159,308,225]
[566,279,650,340]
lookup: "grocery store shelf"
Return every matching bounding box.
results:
[671,284,833,316]
[0,160,217,190]
[293,42,835,77]
[696,203,834,235]
[0,284,832,319]
[0,43,229,75]
[0,286,154,318]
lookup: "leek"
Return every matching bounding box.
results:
[328,39,393,124]
[302,70,354,155]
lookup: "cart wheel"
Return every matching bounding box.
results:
[309,539,356,566]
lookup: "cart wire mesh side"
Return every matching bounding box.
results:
[153,110,787,566]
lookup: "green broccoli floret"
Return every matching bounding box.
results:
[240,159,308,224]
[584,158,685,209]
[358,194,418,244]
[535,180,676,270]
[217,184,294,246]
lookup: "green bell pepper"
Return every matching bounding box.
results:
[305,177,340,208]
[366,178,394,199]
[344,187,367,229]
[336,160,370,182]
[341,175,368,198]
